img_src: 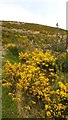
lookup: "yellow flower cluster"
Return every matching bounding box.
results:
[2,49,68,119]
[2,82,12,88]
[19,52,29,60]
[24,105,31,110]
[56,82,67,100]
[5,43,16,49]
[58,82,66,91]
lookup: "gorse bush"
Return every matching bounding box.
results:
[3,49,68,118]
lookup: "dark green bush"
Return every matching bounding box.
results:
[7,46,19,56]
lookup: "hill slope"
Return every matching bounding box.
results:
[1,21,68,119]
[2,21,67,53]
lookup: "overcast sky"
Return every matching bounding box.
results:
[0,0,67,29]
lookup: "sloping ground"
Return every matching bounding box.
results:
[2,21,67,53]
[2,21,68,119]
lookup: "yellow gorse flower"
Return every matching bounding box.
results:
[31,100,36,104]
[46,111,51,117]
[58,82,66,91]
[45,105,49,110]
[24,105,30,110]
[5,43,16,49]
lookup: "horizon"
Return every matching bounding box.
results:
[1,20,66,31]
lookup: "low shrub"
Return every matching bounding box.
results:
[2,49,68,118]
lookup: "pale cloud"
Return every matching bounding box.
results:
[0,0,67,29]
[0,3,36,23]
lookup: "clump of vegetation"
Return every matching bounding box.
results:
[2,21,68,118]
[3,49,68,119]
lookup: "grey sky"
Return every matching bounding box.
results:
[0,0,67,29]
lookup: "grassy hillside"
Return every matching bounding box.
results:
[2,21,68,119]
[2,21,68,72]
[2,21,67,52]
